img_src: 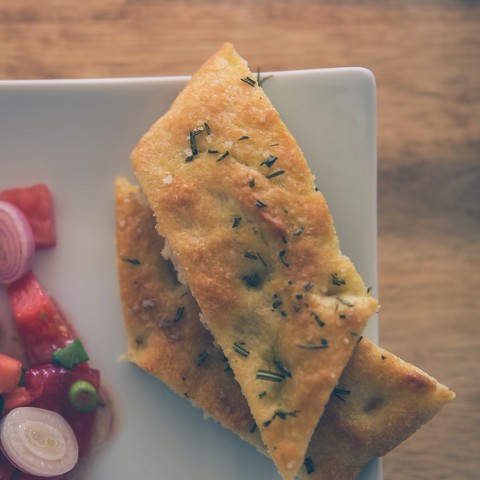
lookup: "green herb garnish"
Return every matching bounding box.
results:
[244,251,258,260]
[122,258,141,265]
[208,149,219,154]
[204,122,211,134]
[310,312,325,327]
[196,351,208,366]
[279,250,289,267]
[260,155,278,167]
[263,409,299,427]
[266,170,286,179]
[256,199,267,208]
[173,306,185,323]
[336,296,354,307]
[68,380,99,413]
[249,422,257,433]
[249,178,255,187]
[333,388,351,402]
[258,391,267,399]
[297,338,329,350]
[189,129,203,156]
[331,273,346,286]
[256,370,285,382]
[304,456,315,475]
[52,339,90,370]
[273,358,292,378]
[216,151,230,162]
[241,76,256,86]
[242,272,262,288]
[232,216,242,228]
[239,135,249,140]
[304,282,314,291]
[233,342,250,358]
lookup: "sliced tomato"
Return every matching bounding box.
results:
[0,354,23,395]
[0,184,56,248]
[6,272,75,366]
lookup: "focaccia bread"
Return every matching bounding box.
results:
[114,177,455,479]
[131,42,379,479]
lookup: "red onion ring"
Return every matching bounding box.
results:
[0,201,35,285]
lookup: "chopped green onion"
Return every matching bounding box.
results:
[52,339,89,370]
[68,380,99,413]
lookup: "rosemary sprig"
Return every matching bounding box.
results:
[304,457,315,475]
[333,388,351,402]
[216,151,230,162]
[121,258,141,265]
[196,351,208,366]
[263,409,299,427]
[173,306,185,323]
[331,273,346,286]
[240,76,256,87]
[273,358,292,378]
[233,341,250,358]
[266,170,286,179]
[242,272,262,288]
[336,296,354,307]
[260,155,278,167]
[297,338,329,350]
[279,250,289,267]
[256,369,285,383]
[310,311,325,327]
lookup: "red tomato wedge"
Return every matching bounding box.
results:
[0,184,56,248]
[6,272,75,366]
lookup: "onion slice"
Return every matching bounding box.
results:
[0,201,35,285]
[0,406,79,477]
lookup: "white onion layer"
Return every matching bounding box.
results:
[0,407,79,477]
[0,201,35,285]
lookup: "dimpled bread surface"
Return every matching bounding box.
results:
[130,42,379,479]
[115,177,454,479]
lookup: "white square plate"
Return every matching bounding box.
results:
[0,68,379,479]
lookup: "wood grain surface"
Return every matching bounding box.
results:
[1,1,479,478]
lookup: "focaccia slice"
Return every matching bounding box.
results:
[114,177,455,479]
[131,42,379,479]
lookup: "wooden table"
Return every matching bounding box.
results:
[1,1,478,478]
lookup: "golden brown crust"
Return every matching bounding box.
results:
[131,42,378,479]
[115,178,454,480]
[114,177,256,439]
